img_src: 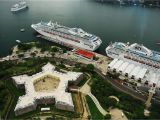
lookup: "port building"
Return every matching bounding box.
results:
[12,63,83,116]
[107,59,160,92]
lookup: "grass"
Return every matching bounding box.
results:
[0,81,13,118]
[72,93,83,116]
[77,73,88,87]
[86,95,104,119]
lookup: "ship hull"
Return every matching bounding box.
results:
[11,5,28,12]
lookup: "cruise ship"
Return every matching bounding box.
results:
[106,42,160,68]
[31,21,102,51]
[11,1,28,12]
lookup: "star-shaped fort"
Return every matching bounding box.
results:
[12,63,83,116]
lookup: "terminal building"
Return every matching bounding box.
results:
[12,63,83,116]
[108,59,160,95]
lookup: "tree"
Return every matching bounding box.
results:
[75,63,81,68]
[18,43,32,51]
[86,64,94,72]
[106,97,118,108]
[51,46,59,52]
[62,48,67,53]
[30,52,36,57]
[18,53,24,58]
[104,114,111,119]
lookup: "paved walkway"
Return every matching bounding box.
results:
[80,73,107,116]
[88,92,107,116]
[110,108,128,120]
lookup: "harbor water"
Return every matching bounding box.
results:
[0,0,160,56]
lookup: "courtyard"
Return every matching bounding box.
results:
[34,75,60,92]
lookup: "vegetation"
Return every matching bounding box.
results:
[104,113,111,119]
[17,42,62,54]
[18,43,33,52]
[51,46,59,52]
[85,64,94,72]
[77,73,88,87]
[86,95,104,119]
[90,72,160,119]
[148,104,160,119]
[0,81,12,118]
[105,97,118,108]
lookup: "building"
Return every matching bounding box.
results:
[12,63,83,116]
[107,59,160,94]
[75,49,95,60]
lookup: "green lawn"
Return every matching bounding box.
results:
[77,73,88,87]
[86,95,104,119]
[0,81,13,118]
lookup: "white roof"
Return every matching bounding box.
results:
[111,60,124,70]
[108,59,118,68]
[157,77,160,88]
[136,68,148,79]
[41,108,50,111]
[123,64,135,75]
[117,62,129,72]
[12,63,82,111]
[129,66,141,78]
[12,75,29,85]
[149,73,157,85]
[147,71,159,86]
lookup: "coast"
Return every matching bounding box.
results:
[0,42,111,75]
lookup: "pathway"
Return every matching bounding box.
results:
[110,108,128,120]
[80,73,107,116]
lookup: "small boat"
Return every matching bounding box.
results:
[36,35,41,38]
[20,28,25,32]
[16,40,21,43]
[11,1,28,12]
[156,43,160,45]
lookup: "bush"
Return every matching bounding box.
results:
[51,46,59,52]
[18,43,32,51]
[31,52,36,57]
[105,97,117,108]
[86,64,94,72]
[104,114,111,119]
[18,53,24,58]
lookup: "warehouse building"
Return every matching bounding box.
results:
[107,59,160,94]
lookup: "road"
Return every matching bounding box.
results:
[95,69,147,102]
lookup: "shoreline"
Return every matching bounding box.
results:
[0,42,111,75]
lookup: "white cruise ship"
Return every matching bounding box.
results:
[11,1,28,12]
[31,21,102,51]
[106,42,160,68]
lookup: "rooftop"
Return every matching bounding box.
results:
[76,49,95,59]
[12,63,83,111]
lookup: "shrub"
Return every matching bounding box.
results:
[105,97,118,108]
[104,114,111,119]
[86,64,94,72]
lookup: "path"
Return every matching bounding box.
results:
[80,73,107,116]
[110,108,128,120]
